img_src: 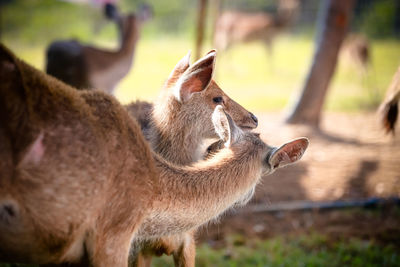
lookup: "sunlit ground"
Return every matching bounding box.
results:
[4,35,400,113]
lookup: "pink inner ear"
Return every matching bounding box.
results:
[286,140,307,162]
[275,150,291,168]
[21,132,45,165]
[180,77,207,102]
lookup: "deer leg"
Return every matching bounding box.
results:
[172,233,196,267]
[91,219,142,267]
[136,253,153,267]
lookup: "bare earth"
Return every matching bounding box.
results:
[197,111,400,247]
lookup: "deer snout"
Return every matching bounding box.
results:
[237,112,258,130]
[250,112,258,126]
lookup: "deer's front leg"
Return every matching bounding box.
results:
[92,217,143,267]
[172,232,196,267]
[135,253,153,267]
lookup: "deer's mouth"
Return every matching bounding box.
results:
[239,125,257,131]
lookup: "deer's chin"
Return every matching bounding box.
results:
[238,125,256,131]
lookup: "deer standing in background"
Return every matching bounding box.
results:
[0,44,308,267]
[46,3,152,94]
[341,34,371,75]
[380,66,400,134]
[214,0,299,56]
[125,51,258,267]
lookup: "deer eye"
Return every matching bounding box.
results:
[213,97,223,104]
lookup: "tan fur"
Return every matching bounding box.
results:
[0,44,157,266]
[0,44,308,267]
[126,51,258,266]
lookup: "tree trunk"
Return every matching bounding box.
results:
[195,0,208,60]
[285,0,355,127]
[211,0,222,45]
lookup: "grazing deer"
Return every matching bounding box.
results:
[0,44,308,267]
[213,0,299,56]
[46,3,152,94]
[379,66,400,134]
[125,51,258,266]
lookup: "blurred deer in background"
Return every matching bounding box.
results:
[0,44,308,267]
[341,34,371,75]
[125,51,259,267]
[380,66,400,134]
[46,3,152,94]
[214,0,300,58]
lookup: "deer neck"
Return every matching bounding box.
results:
[138,144,264,239]
[147,96,208,165]
[116,18,139,58]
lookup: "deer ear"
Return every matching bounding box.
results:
[166,51,191,87]
[268,138,309,170]
[174,50,216,102]
[212,105,241,147]
[20,132,45,166]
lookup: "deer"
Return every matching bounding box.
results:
[46,3,152,94]
[0,43,308,267]
[124,51,259,266]
[213,0,299,57]
[379,66,400,134]
[341,34,371,75]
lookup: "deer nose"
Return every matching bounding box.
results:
[250,112,258,126]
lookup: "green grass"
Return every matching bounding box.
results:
[1,233,397,267]
[152,233,400,267]
[3,35,399,112]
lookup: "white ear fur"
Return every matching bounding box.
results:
[212,105,231,147]
[173,50,216,102]
[167,51,191,92]
[268,138,309,170]
[212,105,242,147]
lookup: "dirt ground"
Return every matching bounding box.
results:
[197,111,400,247]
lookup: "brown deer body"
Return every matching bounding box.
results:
[0,44,308,267]
[380,66,400,134]
[214,0,299,54]
[125,51,258,266]
[46,4,151,94]
[0,44,157,266]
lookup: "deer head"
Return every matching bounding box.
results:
[212,105,309,174]
[153,50,258,140]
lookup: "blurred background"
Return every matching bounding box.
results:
[1,0,399,111]
[1,0,400,266]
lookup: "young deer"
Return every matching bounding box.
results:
[214,0,299,55]
[46,3,152,94]
[0,44,308,267]
[129,105,308,262]
[125,51,258,266]
[380,66,400,134]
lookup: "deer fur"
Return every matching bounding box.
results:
[214,0,299,55]
[125,51,259,266]
[127,105,308,266]
[379,66,400,134]
[46,3,152,94]
[0,44,308,267]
